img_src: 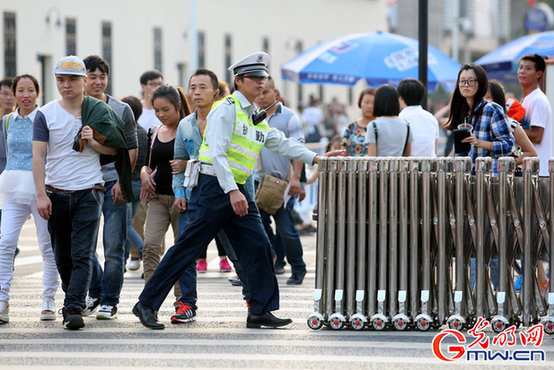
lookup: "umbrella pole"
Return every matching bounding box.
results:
[418,0,428,109]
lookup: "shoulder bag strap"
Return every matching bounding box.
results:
[4,113,12,141]
[402,120,410,156]
[147,125,161,169]
[372,120,378,145]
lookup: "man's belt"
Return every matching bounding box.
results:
[199,163,217,177]
[45,183,106,193]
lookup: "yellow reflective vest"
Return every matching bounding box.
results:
[198,95,269,184]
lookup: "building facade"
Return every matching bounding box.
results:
[1,0,387,111]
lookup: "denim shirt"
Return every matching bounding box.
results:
[3,107,39,171]
[172,111,202,199]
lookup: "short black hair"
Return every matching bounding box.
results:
[373,84,400,117]
[189,68,219,90]
[120,95,143,121]
[488,80,506,112]
[0,77,13,89]
[140,70,163,85]
[397,78,425,106]
[521,53,546,74]
[83,55,110,75]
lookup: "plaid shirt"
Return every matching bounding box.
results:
[464,100,515,175]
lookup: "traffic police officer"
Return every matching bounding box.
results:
[133,52,331,329]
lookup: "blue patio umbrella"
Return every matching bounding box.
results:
[281,31,461,92]
[475,31,554,71]
[475,31,554,82]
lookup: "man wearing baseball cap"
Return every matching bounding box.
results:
[133,52,344,329]
[32,56,120,330]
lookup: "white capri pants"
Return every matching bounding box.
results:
[0,200,59,302]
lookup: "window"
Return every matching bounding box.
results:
[65,18,77,56]
[102,21,112,94]
[224,34,232,83]
[3,12,16,78]
[154,27,163,71]
[198,31,205,68]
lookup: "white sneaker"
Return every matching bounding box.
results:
[40,300,56,321]
[96,305,118,320]
[81,297,100,316]
[128,259,141,271]
[0,301,9,323]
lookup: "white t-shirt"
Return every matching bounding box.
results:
[522,88,552,176]
[137,106,161,130]
[33,100,103,190]
[399,105,439,157]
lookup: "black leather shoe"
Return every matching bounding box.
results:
[246,312,292,328]
[286,271,307,285]
[132,301,165,330]
[274,265,285,275]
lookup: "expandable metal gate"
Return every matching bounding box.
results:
[308,157,554,332]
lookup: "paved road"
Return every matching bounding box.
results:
[1,219,553,369]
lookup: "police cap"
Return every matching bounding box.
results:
[228,51,269,78]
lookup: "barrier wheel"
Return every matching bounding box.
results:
[544,320,554,335]
[416,317,431,331]
[372,318,387,331]
[350,317,366,331]
[393,317,408,331]
[448,319,464,331]
[329,316,345,330]
[491,319,507,333]
[307,315,323,330]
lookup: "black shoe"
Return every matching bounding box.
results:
[274,265,285,275]
[132,301,165,330]
[228,276,243,286]
[246,312,292,328]
[62,307,85,330]
[286,271,306,285]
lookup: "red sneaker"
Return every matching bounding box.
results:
[219,257,232,272]
[196,259,207,272]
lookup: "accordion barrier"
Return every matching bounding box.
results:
[308,156,554,333]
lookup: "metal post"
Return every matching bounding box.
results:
[351,158,369,330]
[366,159,379,320]
[544,158,554,334]
[392,159,410,330]
[371,159,390,330]
[475,158,492,320]
[447,157,471,330]
[436,158,449,325]
[328,159,348,329]
[324,159,338,322]
[415,159,434,330]
[409,159,420,323]
[491,157,515,332]
[522,158,539,327]
[307,158,328,330]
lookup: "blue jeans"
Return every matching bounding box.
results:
[47,188,103,312]
[89,181,128,306]
[259,197,306,274]
[470,257,499,291]
[125,179,143,260]
[140,174,277,314]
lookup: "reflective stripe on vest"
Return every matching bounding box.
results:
[198,94,269,184]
